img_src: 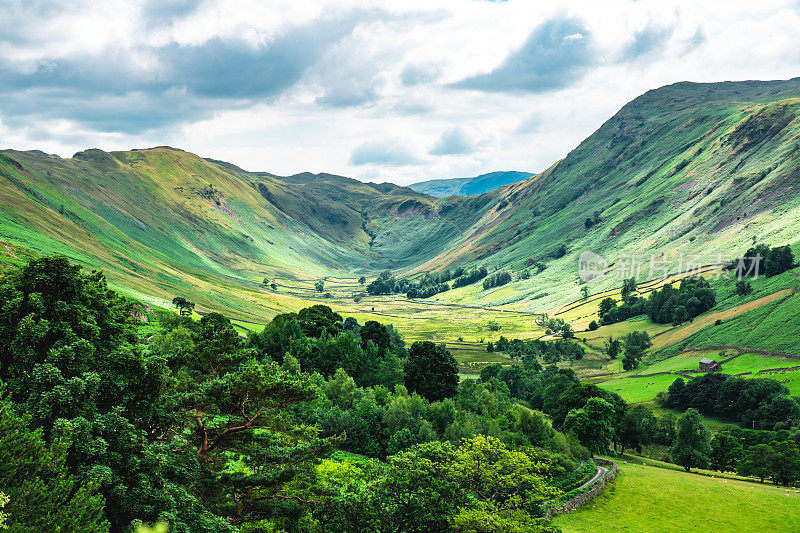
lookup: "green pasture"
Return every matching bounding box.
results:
[554,459,800,533]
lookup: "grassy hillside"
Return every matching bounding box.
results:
[416,78,800,314]
[0,147,501,319]
[553,459,800,532]
[3,78,800,349]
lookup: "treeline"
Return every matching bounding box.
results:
[483,270,512,290]
[366,266,489,298]
[476,364,685,458]
[599,277,715,326]
[726,243,795,278]
[659,373,800,430]
[452,266,489,288]
[649,409,800,485]
[490,336,585,364]
[0,256,579,532]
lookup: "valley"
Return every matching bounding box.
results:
[3,77,800,532]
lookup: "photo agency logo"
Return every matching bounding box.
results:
[578,251,608,282]
[577,249,765,284]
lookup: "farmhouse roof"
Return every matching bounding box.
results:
[699,358,717,364]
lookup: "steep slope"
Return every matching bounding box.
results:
[417,78,800,311]
[3,78,800,321]
[0,147,499,310]
[409,171,532,197]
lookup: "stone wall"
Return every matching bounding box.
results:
[545,458,618,520]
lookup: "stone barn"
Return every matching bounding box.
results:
[699,358,721,372]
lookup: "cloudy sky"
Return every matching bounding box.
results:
[2,0,800,185]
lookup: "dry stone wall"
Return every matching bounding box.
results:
[546,458,618,520]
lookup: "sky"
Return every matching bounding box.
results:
[2,0,800,185]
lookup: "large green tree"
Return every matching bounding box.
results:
[709,431,743,472]
[564,397,616,456]
[404,341,459,402]
[0,390,108,532]
[671,408,711,472]
[737,443,773,483]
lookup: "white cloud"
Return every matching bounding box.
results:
[2,0,800,184]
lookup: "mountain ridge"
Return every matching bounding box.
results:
[3,77,800,319]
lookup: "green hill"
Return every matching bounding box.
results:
[3,78,800,327]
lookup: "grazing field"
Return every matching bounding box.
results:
[553,460,800,533]
[594,374,679,403]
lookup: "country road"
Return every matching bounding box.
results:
[579,464,608,490]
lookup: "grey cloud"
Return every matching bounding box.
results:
[401,63,439,85]
[430,128,474,155]
[317,80,379,107]
[140,0,203,26]
[350,140,423,166]
[0,13,361,133]
[516,112,543,134]
[452,17,593,93]
[621,23,676,60]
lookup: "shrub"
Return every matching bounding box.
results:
[735,280,753,296]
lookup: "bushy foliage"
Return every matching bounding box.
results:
[483,271,513,290]
[727,243,795,278]
[312,436,564,532]
[601,277,716,326]
[662,373,800,430]
[452,266,489,288]
[492,336,585,364]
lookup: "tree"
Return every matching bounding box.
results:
[598,298,617,319]
[315,279,325,292]
[671,408,711,471]
[581,286,590,299]
[297,304,343,338]
[767,440,800,486]
[765,245,794,277]
[735,280,753,295]
[738,444,774,483]
[671,305,689,325]
[172,296,196,316]
[604,337,620,359]
[404,341,459,402]
[564,397,616,456]
[621,277,637,302]
[358,276,366,285]
[617,405,655,456]
[173,317,335,526]
[622,331,651,370]
[448,436,560,533]
[709,431,743,472]
[653,412,678,445]
[588,320,598,331]
[0,390,109,531]
[360,320,391,354]
[371,441,462,532]
[248,312,303,361]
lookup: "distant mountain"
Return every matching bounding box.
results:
[409,171,533,197]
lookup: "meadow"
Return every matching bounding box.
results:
[553,460,800,532]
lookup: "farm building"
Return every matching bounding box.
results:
[699,358,721,372]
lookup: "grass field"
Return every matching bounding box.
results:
[553,460,800,532]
